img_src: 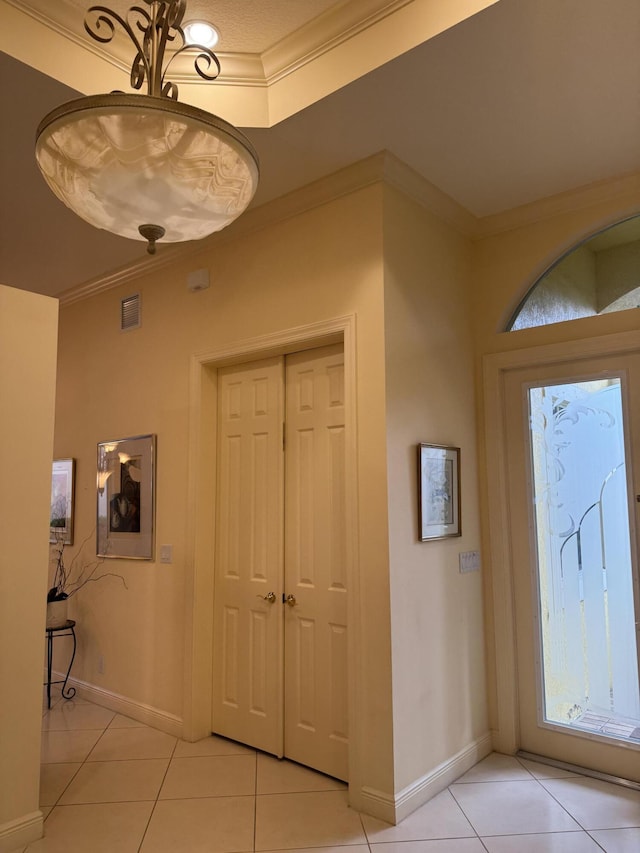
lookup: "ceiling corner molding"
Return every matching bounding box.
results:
[381,153,478,237]
[4,0,120,65]
[3,0,73,40]
[262,0,412,83]
[57,245,186,306]
[475,171,640,239]
[172,52,267,88]
[59,151,480,306]
[2,0,133,88]
[57,154,392,305]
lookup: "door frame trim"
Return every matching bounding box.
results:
[483,329,640,755]
[182,315,360,789]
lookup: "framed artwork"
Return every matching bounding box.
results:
[97,434,156,559]
[418,443,461,541]
[50,458,75,544]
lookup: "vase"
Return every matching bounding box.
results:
[46,599,68,629]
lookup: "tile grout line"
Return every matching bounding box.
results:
[136,723,180,852]
[448,762,542,842]
[39,696,116,817]
[582,831,608,852]
[357,807,371,851]
[446,777,494,852]
[33,694,106,849]
[532,774,591,834]
[531,775,629,853]
[253,750,259,852]
[38,698,173,853]
[37,699,640,850]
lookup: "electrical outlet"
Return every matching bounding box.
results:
[459,550,481,573]
[98,654,105,674]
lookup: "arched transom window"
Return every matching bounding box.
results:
[509,217,640,331]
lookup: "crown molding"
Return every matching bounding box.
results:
[4,0,78,41]
[2,0,129,75]
[58,154,392,305]
[57,244,185,306]
[4,0,130,71]
[5,0,409,90]
[262,0,411,83]
[5,0,498,129]
[174,53,266,87]
[381,155,478,236]
[475,170,640,239]
[4,0,267,85]
[58,151,476,307]
[57,152,640,307]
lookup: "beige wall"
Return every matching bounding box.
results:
[383,188,487,798]
[0,286,58,852]
[54,183,400,808]
[52,162,640,819]
[53,170,494,819]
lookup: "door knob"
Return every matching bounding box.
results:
[285,594,297,607]
[257,591,276,603]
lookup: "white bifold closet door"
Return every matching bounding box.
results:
[212,344,348,780]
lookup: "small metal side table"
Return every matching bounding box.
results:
[45,619,77,709]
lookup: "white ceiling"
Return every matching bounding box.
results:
[2,0,640,298]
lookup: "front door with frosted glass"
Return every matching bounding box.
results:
[505,356,640,780]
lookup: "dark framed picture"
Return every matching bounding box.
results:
[97,434,156,559]
[418,443,461,541]
[50,458,75,544]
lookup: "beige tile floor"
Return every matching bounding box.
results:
[21,689,640,852]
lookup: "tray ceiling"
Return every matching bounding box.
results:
[2,0,640,298]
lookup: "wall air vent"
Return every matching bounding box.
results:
[121,293,141,331]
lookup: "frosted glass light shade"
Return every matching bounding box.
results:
[35,93,259,244]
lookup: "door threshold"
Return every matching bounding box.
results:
[517,750,640,792]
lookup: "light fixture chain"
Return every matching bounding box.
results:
[162,43,221,91]
[85,5,152,92]
[85,0,220,100]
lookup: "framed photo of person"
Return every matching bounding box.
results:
[97,434,156,559]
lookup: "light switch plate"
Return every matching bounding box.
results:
[459,550,481,573]
[159,544,173,564]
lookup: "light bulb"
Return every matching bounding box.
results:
[183,21,219,48]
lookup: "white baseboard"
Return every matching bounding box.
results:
[51,671,183,739]
[357,784,397,823]
[0,810,43,853]
[359,732,493,825]
[393,732,493,822]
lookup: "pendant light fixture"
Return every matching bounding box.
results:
[35,0,259,254]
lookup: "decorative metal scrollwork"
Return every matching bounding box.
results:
[84,0,221,100]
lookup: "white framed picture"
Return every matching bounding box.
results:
[97,434,156,559]
[418,443,461,541]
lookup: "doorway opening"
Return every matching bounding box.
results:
[184,315,359,801]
